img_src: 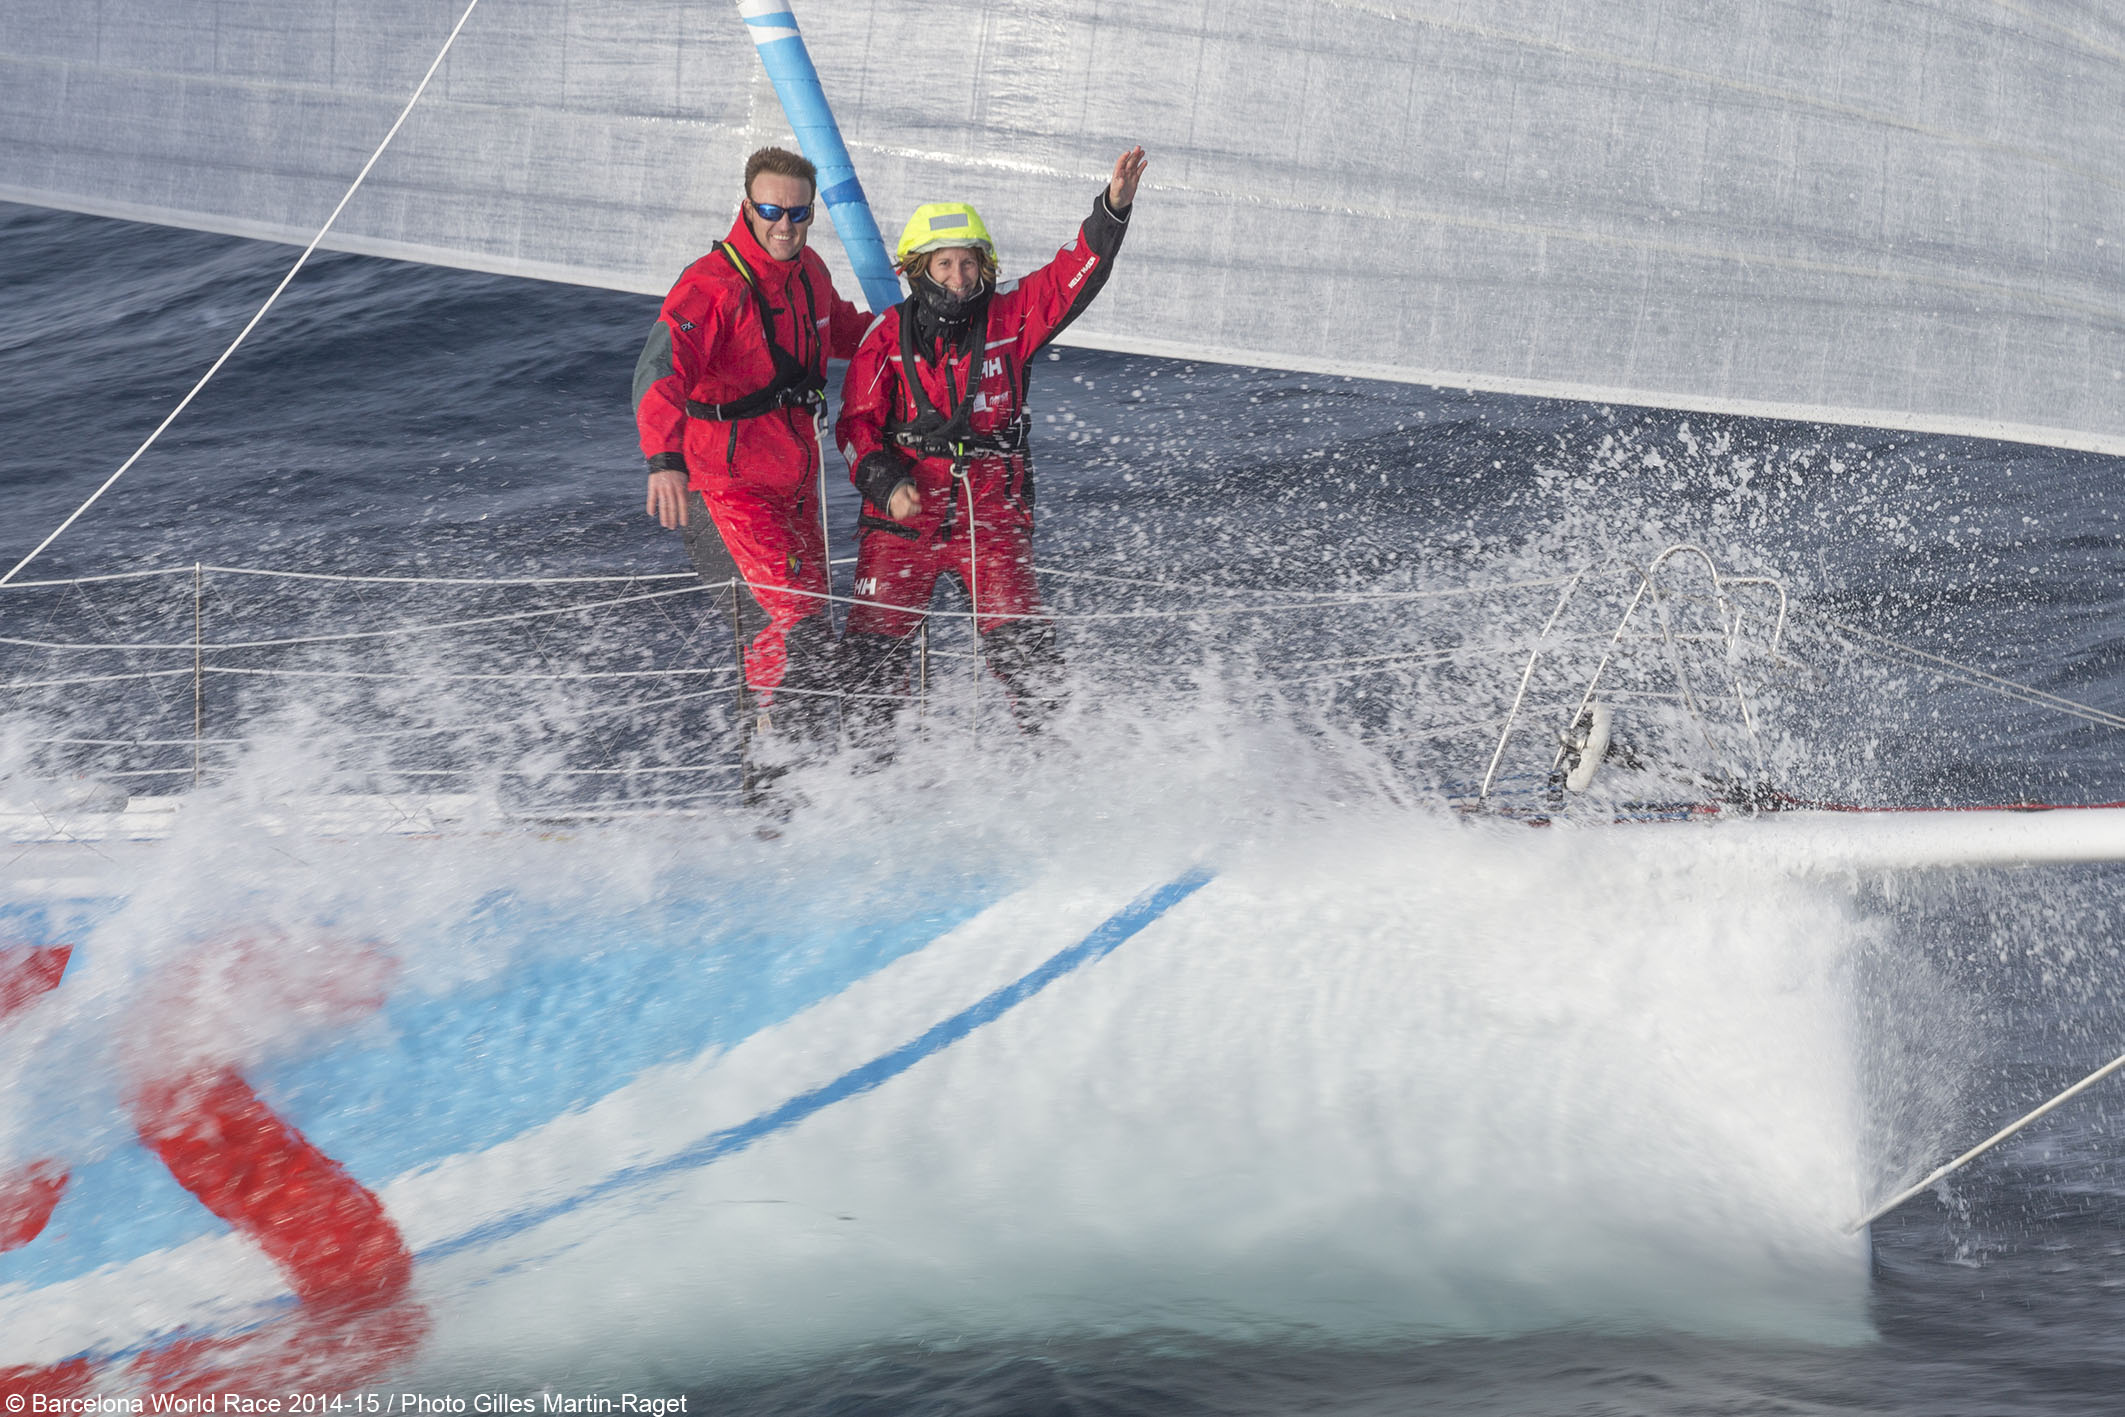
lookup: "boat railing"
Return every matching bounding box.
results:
[0,551,2108,825]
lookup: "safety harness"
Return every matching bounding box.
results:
[683,241,826,423]
[879,296,1033,540]
[886,298,1028,460]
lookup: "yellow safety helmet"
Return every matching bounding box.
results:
[895,203,995,266]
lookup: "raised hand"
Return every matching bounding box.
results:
[1108,147,1148,209]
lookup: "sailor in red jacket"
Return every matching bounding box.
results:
[633,146,871,739]
[836,147,1148,734]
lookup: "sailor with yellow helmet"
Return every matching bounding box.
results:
[835,147,1149,735]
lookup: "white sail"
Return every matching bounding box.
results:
[4,0,2124,453]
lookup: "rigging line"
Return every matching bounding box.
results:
[383,763,740,778]
[32,736,248,748]
[196,566,697,586]
[504,799,742,820]
[1852,1046,2125,1233]
[0,0,487,590]
[273,681,743,744]
[1360,714,1518,745]
[639,569,748,753]
[1479,572,1588,801]
[0,669,198,690]
[326,581,447,853]
[511,788,748,814]
[1257,661,1490,689]
[10,560,1567,599]
[1271,642,1532,671]
[964,473,982,740]
[1034,565,1581,601]
[20,678,740,749]
[754,578,1537,621]
[203,665,738,683]
[0,635,199,654]
[72,579,188,723]
[1813,613,2125,731]
[0,581,715,652]
[1840,648,2125,733]
[5,579,1590,653]
[0,567,199,590]
[516,588,633,784]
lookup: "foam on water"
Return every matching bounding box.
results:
[415,823,1874,1391]
[0,688,1883,1388]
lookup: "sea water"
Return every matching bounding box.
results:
[5,201,2125,1412]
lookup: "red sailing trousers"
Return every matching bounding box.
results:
[845,510,1041,637]
[684,483,831,703]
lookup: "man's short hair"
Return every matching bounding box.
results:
[744,146,817,200]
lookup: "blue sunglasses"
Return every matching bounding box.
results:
[749,200,814,224]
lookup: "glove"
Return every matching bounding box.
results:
[854,450,915,509]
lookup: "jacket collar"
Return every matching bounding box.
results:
[723,208,801,286]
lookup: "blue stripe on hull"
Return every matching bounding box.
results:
[425,867,1213,1260]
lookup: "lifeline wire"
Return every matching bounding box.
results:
[1814,612,2125,733]
[19,555,2125,799]
[1852,1044,2125,1231]
[0,0,486,589]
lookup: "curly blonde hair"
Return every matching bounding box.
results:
[899,246,999,283]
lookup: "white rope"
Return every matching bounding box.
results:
[16,559,2125,776]
[1295,645,1521,670]
[0,561,1577,602]
[0,583,722,654]
[1,567,697,590]
[205,665,737,683]
[35,681,748,752]
[1479,573,1588,801]
[0,0,487,588]
[0,565,1591,642]
[44,567,1585,624]
[0,668,198,690]
[1361,714,1519,745]
[3,765,202,779]
[199,566,698,587]
[32,735,247,748]
[816,424,835,622]
[758,577,1536,623]
[1817,613,2125,732]
[0,635,191,653]
[384,763,739,778]
[204,582,722,648]
[0,567,200,590]
[1035,565,1582,601]
[1257,659,1490,689]
[506,794,743,818]
[1851,1045,2125,1232]
[962,474,983,733]
[313,682,742,742]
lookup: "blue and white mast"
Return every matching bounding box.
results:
[735,0,903,314]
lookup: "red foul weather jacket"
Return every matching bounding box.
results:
[835,190,1131,544]
[633,212,870,501]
